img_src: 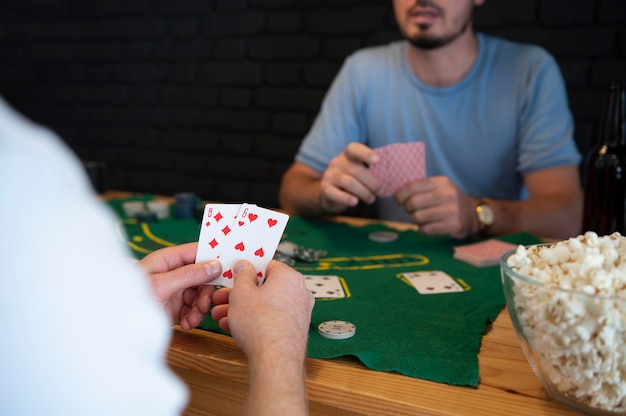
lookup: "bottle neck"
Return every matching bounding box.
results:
[599,80,626,148]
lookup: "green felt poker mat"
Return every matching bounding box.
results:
[107,195,541,387]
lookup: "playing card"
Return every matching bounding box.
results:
[402,270,464,295]
[370,142,426,197]
[212,203,289,287]
[369,151,389,187]
[303,275,346,298]
[453,239,517,268]
[195,203,240,263]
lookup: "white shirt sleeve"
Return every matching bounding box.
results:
[0,98,188,415]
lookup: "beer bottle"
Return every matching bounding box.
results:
[582,80,626,234]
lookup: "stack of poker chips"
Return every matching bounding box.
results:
[174,192,200,220]
[274,241,328,266]
[122,199,171,223]
[122,201,146,218]
[146,200,170,220]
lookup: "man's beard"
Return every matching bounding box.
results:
[405,13,472,50]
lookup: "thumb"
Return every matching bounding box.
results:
[154,260,221,297]
[232,260,258,288]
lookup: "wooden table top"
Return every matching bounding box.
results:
[103,191,578,415]
[168,307,578,415]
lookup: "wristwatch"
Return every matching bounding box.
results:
[475,200,494,232]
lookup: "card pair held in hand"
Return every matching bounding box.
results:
[195,203,289,287]
[370,142,426,197]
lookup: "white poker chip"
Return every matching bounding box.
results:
[122,201,146,217]
[317,320,356,340]
[146,200,170,219]
[368,230,399,243]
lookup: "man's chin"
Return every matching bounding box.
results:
[405,18,473,51]
[407,36,446,50]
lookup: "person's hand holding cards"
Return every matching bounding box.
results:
[211,259,314,339]
[195,203,289,287]
[369,142,426,198]
[210,259,314,414]
[396,176,483,239]
[139,242,222,331]
[317,142,383,214]
[368,142,486,239]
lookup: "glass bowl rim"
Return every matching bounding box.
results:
[500,244,626,302]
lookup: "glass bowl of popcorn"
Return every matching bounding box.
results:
[501,232,626,415]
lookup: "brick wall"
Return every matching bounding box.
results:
[0,0,624,208]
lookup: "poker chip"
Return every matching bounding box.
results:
[146,200,170,220]
[273,251,297,267]
[175,192,196,204]
[317,320,356,340]
[174,192,197,219]
[368,230,399,243]
[122,201,146,218]
[277,241,328,262]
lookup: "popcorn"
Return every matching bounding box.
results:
[505,232,626,412]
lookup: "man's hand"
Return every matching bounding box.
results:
[318,142,382,214]
[139,242,221,330]
[211,260,314,355]
[211,260,314,416]
[396,176,479,239]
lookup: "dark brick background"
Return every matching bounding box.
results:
[0,0,624,208]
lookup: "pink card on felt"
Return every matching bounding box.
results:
[453,239,517,268]
[370,142,426,197]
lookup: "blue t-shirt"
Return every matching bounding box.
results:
[295,33,581,222]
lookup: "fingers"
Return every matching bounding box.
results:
[395,177,436,206]
[151,260,222,302]
[396,176,476,238]
[208,261,256,333]
[195,284,216,314]
[344,142,380,166]
[210,304,230,332]
[181,283,217,326]
[179,307,198,331]
[341,143,382,196]
[321,143,382,210]
[232,259,258,288]
[182,287,198,306]
[319,183,359,212]
[217,317,230,333]
[180,306,208,331]
[139,242,199,274]
[211,287,231,305]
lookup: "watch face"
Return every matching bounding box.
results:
[478,204,494,226]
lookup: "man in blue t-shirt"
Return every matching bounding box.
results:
[279,0,582,240]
